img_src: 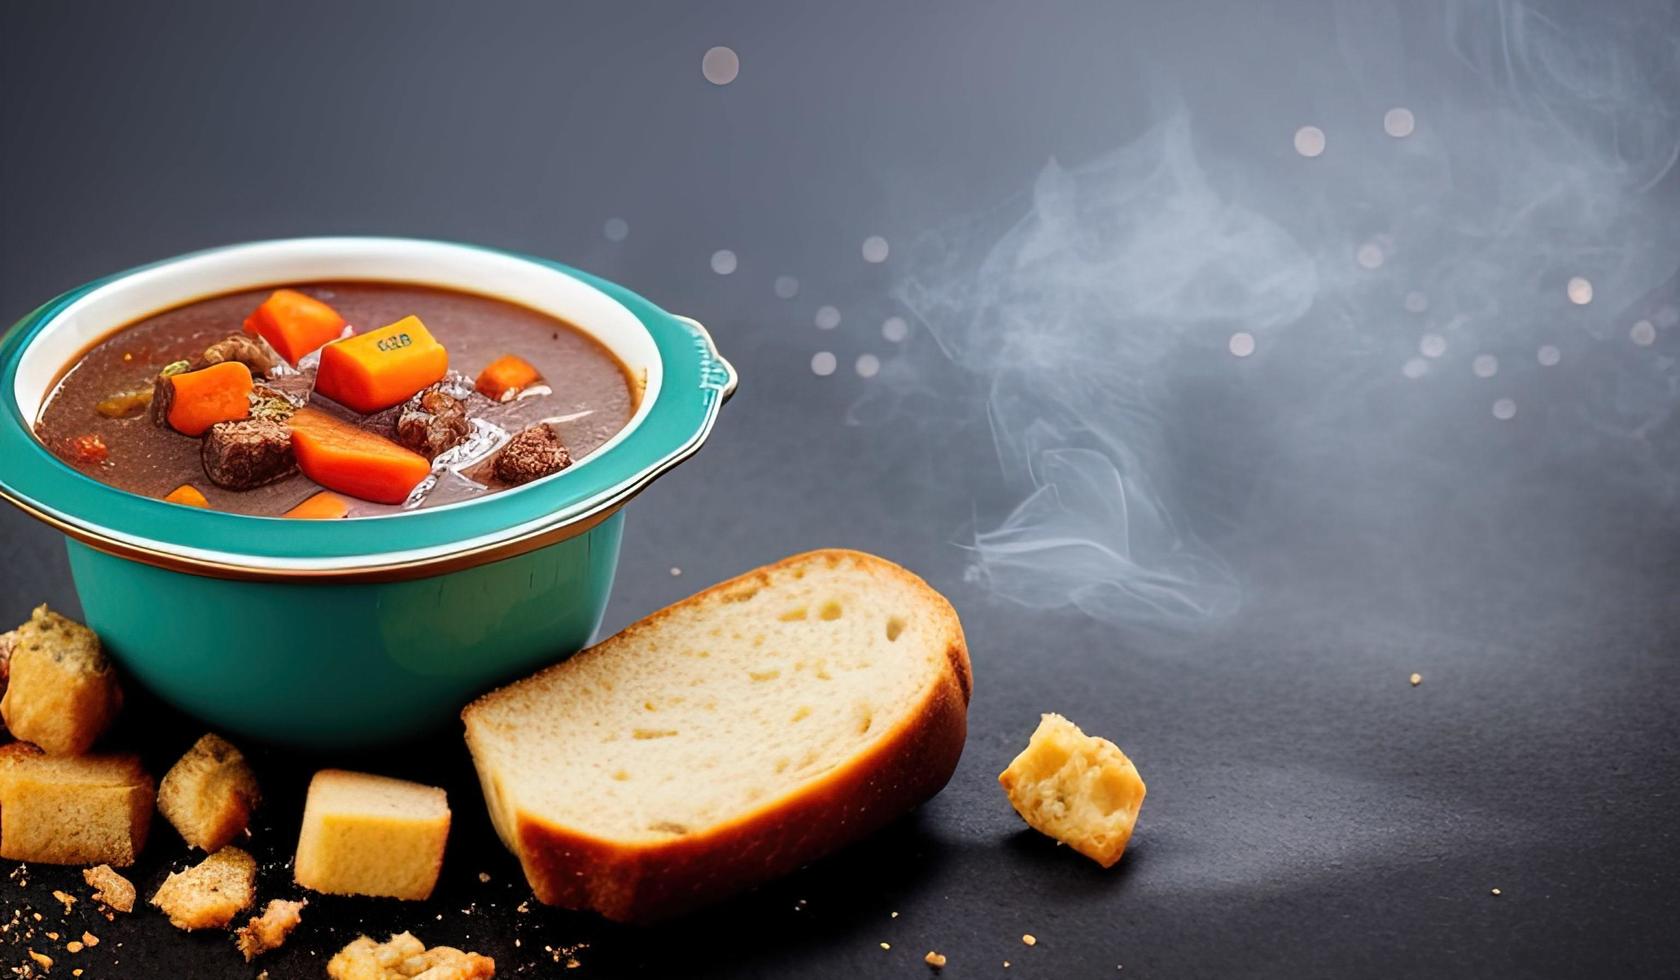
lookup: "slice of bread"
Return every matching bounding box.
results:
[463,548,972,922]
[294,769,451,901]
[0,743,153,866]
[158,733,261,851]
[0,605,123,754]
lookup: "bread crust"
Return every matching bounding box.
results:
[464,548,971,923]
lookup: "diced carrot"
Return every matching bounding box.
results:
[243,289,347,365]
[314,315,449,414]
[283,490,350,519]
[163,484,210,508]
[165,361,253,436]
[475,354,542,402]
[288,407,431,505]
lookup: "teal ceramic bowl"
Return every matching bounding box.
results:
[0,238,735,748]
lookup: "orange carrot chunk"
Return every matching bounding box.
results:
[166,361,253,436]
[288,407,431,505]
[475,354,542,402]
[243,289,347,366]
[283,490,351,519]
[163,484,210,508]
[314,315,448,414]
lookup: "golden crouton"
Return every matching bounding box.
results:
[0,605,123,754]
[150,846,257,930]
[0,743,152,866]
[158,733,261,851]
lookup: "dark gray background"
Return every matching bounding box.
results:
[2,1,1678,977]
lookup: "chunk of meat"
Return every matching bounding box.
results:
[492,423,571,485]
[202,419,297,490]
[395,386,471,459]
[202,334,281,377]
[148,359,197,428]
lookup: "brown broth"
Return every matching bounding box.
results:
[33,282,637,517]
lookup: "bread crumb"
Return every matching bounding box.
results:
[1004,961,1011,969]
[1022,934,1037,946]
[234,898,306,961]
[924,951,947,969]
[477,872,490,883]
[1491,887,1502,896]
[45,932,58,941]
[890,911,899,918]
[880,942,891,950]
[51,890,76,914]
[66,940,83,953]
[28,950,51,970]
[670,567,682,576]
[80,933,96,948]
[1410,673,1422,686]
[82,865,134,913]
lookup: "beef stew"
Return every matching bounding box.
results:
[34,282,637,517]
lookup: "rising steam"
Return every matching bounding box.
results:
[878,0,1680,629]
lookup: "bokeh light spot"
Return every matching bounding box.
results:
[1630,320,1656,346]
[710,249,737,275]
[774,276,800,299]
[1402,358,1430,379]
[1403,291,1429,313]
[702,46,739,85]
[1492,398,1517,420]
[1567,276,1593,305]
[810,351,837,376]
[1420,333,1446,358]
[1294,126,1326,158]
[862,236,890,263]
[882,316,909,342]
[1228,332,1256,357]
[1472,354,1498,378]
[855,354,881,378]
[1356,242,1386,270]
[1537,345,1561,366]
[1383,107,1416,138]
[815,305,841,330]
[603,218,629,242]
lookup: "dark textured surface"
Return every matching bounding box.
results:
[2,2,1679,977]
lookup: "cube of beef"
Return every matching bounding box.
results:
[202,419,296,490]
[395,386,471,459]
[202,334,280,377]
[493,423,571,485]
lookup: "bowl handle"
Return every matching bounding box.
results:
[672,314,740,404]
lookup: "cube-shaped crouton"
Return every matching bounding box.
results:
[998,713,1147,868]
[295,770,450,901]
[158,733,261,851]
[0,743,153,866]
[0,605,123,754]
[150,846,257,930]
